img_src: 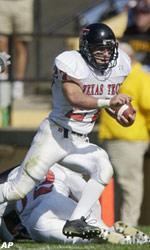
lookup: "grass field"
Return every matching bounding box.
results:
[1,226,150,250]
[5,242,150,250]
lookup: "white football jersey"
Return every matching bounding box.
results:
[49,49,131,134]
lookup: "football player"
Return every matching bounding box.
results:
[15,164,108,243]
[0,164,104,243]
[0,164,143,245]
[0,23,136,239]
[1,164,150,244]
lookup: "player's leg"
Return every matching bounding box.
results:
[21,192,88,243]
[0,119,71,202]
[28,217,89,243]
[61,143,113,220]
[61,143,113,237]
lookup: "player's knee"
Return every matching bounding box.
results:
[99,163,113,184]
[3,170,36,201]
[28,216,51,242]
[4,184,26,201]
[93,149,114,185]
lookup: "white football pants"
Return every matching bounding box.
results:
[18,190,107,243]
[0,118,113,202]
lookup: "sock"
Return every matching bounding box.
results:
[85,202,109,229]
[70,179,105,220]
[91,201,102,222]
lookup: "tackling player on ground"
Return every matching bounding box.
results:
[1,164,149,244]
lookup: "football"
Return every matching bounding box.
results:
[116,102,135,121]
[111,102,136,127]
[107,102,136,127]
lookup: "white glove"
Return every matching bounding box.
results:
[0,52,11,73]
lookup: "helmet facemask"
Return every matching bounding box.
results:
[89,40,118,71]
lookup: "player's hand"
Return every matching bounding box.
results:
[109,94,132,107]
[0,52,11,73]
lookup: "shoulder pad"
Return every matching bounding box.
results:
[110,49,131,78]
[55,51,89,79]
[117,49,131,76]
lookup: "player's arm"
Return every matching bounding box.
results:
[62,79,132,110]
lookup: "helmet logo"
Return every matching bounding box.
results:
[81,28,90,36]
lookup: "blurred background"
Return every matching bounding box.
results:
[0,0,149,225]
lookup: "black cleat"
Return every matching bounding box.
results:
[63,216,100,239]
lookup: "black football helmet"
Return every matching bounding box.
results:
[79,23,118,71]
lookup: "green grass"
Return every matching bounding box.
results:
[2,241,150,250]
[6,242,150,250]
[1,227,150,250]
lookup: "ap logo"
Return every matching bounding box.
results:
[1,242,14,248]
